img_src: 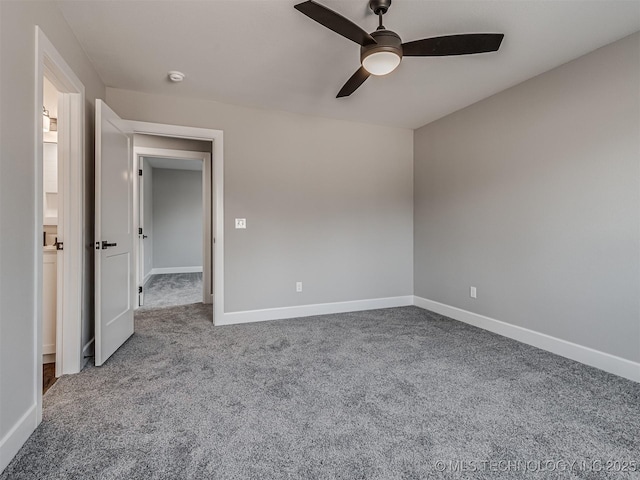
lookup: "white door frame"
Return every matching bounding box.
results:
[35,27,85,420]
[133,147,213,304]
[127,121,224,323]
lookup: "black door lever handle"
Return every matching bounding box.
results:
[102,241,117,249]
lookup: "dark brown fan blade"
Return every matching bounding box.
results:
[402,33,504,56]
[337,66,371,98]
[294,1,376,46]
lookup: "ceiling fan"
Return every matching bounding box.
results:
[294,0,504,97]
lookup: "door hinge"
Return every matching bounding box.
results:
[138,227,143,235]
[55,240,63,251]
[138,169,142,176]
[138,286,143,294]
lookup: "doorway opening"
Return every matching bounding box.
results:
[42,76,61,392]
[134,138,212,309]
[126,122,224,325]
[35,27,85,417]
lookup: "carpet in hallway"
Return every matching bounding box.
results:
[141,272,202,309]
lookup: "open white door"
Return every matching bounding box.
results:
[95,99,134,366]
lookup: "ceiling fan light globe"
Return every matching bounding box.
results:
[362,51,401,76]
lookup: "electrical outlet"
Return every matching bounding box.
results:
[470,286,477,299]
[235,218,246,229]
[296,281,303,293]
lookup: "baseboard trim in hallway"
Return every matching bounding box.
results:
[413,296,640,383]
[149,266,203,275]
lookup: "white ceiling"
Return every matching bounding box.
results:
[145,156,203,171]
[56,0,640,129]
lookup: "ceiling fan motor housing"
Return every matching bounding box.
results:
[361,29,403,66]
[369,0,391,15]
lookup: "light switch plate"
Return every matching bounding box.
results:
[235,218,246,229]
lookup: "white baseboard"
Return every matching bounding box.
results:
[150,266,202,275]
[42,344,55,355]
[413,296,640,383]
[143,272,152,286]
[0,404,37,472]
[42,353,55,364]
[217,296,414,326]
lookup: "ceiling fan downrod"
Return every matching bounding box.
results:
[371,0,391,31]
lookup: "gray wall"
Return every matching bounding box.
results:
[414,33,640,363]
[142,160,154,279]
[0,0,105,454]
[152,168,203,269]
[107,88,415,312]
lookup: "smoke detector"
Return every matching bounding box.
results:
[168,71,185,83]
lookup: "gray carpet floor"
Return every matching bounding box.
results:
[142,273,203,309]
[2,305,639,479]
